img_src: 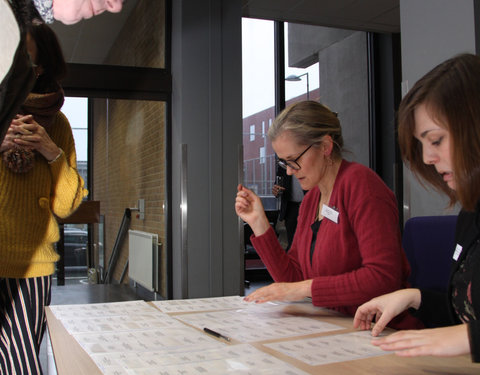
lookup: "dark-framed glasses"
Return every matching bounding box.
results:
[277,144,314,171]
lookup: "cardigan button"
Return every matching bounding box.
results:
[38,197,49,209]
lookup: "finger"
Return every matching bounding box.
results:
[15,127,33,135]
[377,337,423,353]
[13,114,32,122]
[352,311,366,329]
[359,312,375,330]
[371,313,391,336]
[235,197,250,209]
[394,345,431,357]
[16,122,38,132]
[353,306,375,328]
[244,292,267,303]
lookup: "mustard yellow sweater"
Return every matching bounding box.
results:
[0,111,87,278]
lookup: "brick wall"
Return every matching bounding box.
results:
[92,0,167,296]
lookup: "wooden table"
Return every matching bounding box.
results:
[46,298,480,374]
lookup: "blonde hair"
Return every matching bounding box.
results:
[268,100,343,159]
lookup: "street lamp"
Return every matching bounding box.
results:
[285,72,310,100]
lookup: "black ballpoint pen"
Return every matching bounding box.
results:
[203,327,231,342]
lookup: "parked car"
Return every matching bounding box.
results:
[61,227,88,270]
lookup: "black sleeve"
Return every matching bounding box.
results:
[410,289,453,328]
[468,320,480,362]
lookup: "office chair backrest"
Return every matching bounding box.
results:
[403,215,458,293]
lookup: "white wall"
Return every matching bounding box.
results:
[399,0,476,220]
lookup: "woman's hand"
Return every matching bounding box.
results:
[235,184,270,236]
[272,184,285,197]
[372,324,470,358]
[0,116,28,153]
[244,280,312,303]
[353,288,421,336]
[10,114,61,161]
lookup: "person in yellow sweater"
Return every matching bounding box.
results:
[0,21,87,374]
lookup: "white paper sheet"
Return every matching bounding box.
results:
[49,300,156,320]
[175,305,343,342]
[264,330,389,366]
[73,326,224,355]
[91,343,310,375]
[59,312,185,334]
[151,295,249,312]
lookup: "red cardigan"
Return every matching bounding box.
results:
[251,160,422,329]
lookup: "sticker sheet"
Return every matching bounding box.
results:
[151,295,248,313]
[91,343,310,375]
[264,331,389,366]
[174,305,344,342]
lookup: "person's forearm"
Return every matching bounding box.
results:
[250,216,271,237]
[303,279,313,298]
[408,288,422,310]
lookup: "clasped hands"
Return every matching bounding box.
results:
[1,114,61,161]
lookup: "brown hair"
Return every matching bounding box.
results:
[268,100,343,159]
[27,21,67,93]
[398,53,480,211]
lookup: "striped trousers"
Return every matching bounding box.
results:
[0,276,51,375]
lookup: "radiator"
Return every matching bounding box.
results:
[128,230,160,292]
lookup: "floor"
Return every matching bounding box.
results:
[39,276,272,374]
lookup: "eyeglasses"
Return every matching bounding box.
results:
[277,144,314,171]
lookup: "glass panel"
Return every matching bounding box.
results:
[284,23,320,105]
[286,23,370,166]
[92,98,167,297]
[50,0,166,68]
[242,18,276,209]
[57,97,89,283]
[62,97,88,190]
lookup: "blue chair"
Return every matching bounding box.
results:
[402,215,458,293]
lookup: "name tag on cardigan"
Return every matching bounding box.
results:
[321,204,339,223]
[453,244,463,261]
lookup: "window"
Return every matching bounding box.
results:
[242,18,275,196]
[260,146,265,164]
[62,97,88,191]
[249,124,255,141]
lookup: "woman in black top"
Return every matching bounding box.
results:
[354,53,480,362]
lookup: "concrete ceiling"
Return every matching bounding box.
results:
[51,0,400,65]
[242,0,400,33]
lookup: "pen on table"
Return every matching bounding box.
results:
[203,327,231,342]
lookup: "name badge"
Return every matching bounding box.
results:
[321,204,339,224]
[453,244,463,261]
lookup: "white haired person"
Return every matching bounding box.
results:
[236,101,422,331]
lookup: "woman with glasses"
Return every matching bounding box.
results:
[236,100,420,329]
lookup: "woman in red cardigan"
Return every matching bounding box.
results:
[236,101,420,329]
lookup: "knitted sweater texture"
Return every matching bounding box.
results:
[0,111,87,278]
[251,160,419,328]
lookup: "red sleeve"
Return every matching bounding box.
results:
[250,226,304,281]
